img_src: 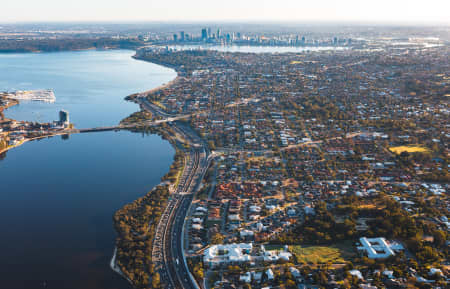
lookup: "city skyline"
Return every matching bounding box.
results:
[1,0,450,24]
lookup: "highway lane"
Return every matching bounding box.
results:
[161,147,206,289]
[141,97,207,289]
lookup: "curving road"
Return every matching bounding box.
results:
[141,98,209,289]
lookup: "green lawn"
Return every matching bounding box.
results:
[289,243,355,264]
[389,145,430,154]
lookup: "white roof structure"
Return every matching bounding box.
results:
[266,268,274,280]
[358,237,397,259]
[249,205,262,213]
[304,206,315,215]
[192,218,203,223]
[228,214,241,221]
[360,284,377,289]
[287,209,296,216]
[383,270,394,279]
[192,224,203,230]
[256,222,266,232]
[349,270,363,280]
[263,250,292,262]
[196,206,208,212]
[429,268,443,276]
[289,267,301,278]
[240,272,251,283]
[240,229,254,238]
[252,271,263,281]
[204,243,253,267]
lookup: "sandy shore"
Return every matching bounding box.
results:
[110,247,132,283]
[139,75,182,97]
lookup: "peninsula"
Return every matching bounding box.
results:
[1,89,56,103]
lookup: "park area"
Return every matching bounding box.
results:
[389,145,430,154]
[288,243,355,265]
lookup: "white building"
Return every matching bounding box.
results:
[289,267,301,278]
[240,229,254,238]
[192,224,203,230]
[266,268,274,280]
[204,243,253,267]
[349,269,363,280]
[263,250,292,262]
[240,272,251,283]
[357,237,402,259]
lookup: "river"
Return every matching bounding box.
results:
[0,50,177,289]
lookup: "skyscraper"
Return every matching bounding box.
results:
[217,28,221,39]
[173,34,178,42]
[180,31,185,42]
[59,110,69,125]
[201,28,208,41]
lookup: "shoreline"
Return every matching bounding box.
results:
[110,247,133,284]
[110,55,183,286]
[0,43,144,54]
[2,49,183,288]
[139,75,182,96]
[0,129,79,156]
[0,51,178,158]
[0,46,113,54]
[130,54,183,97]
[1,98,76,156]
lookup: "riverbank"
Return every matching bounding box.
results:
[0,97,76,155]
[126,75,183,102]
[141,75,183,96]
[0,38,145,54]
[0,49,178,289]
[112,124,186,288]
[2,49,183,288]
[0,98,19,110]
[110,53,193,288]
[0,129,78,156]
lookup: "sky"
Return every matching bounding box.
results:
[1,0,449,24]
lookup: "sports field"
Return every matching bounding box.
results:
[389,145,430,154]
[288,243,355,264]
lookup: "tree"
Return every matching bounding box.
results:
[433,230,447,248]
[286,279,296,289]
[152,272,160,288]
[211,233,225,244]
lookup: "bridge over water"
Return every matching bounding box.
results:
[77,115,190,133]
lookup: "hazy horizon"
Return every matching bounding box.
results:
[1,0,449,25]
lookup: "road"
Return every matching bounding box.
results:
[141,97,210,289]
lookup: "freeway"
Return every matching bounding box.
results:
[142,97,209,289]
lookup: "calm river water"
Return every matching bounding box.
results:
[0,50,176,289]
